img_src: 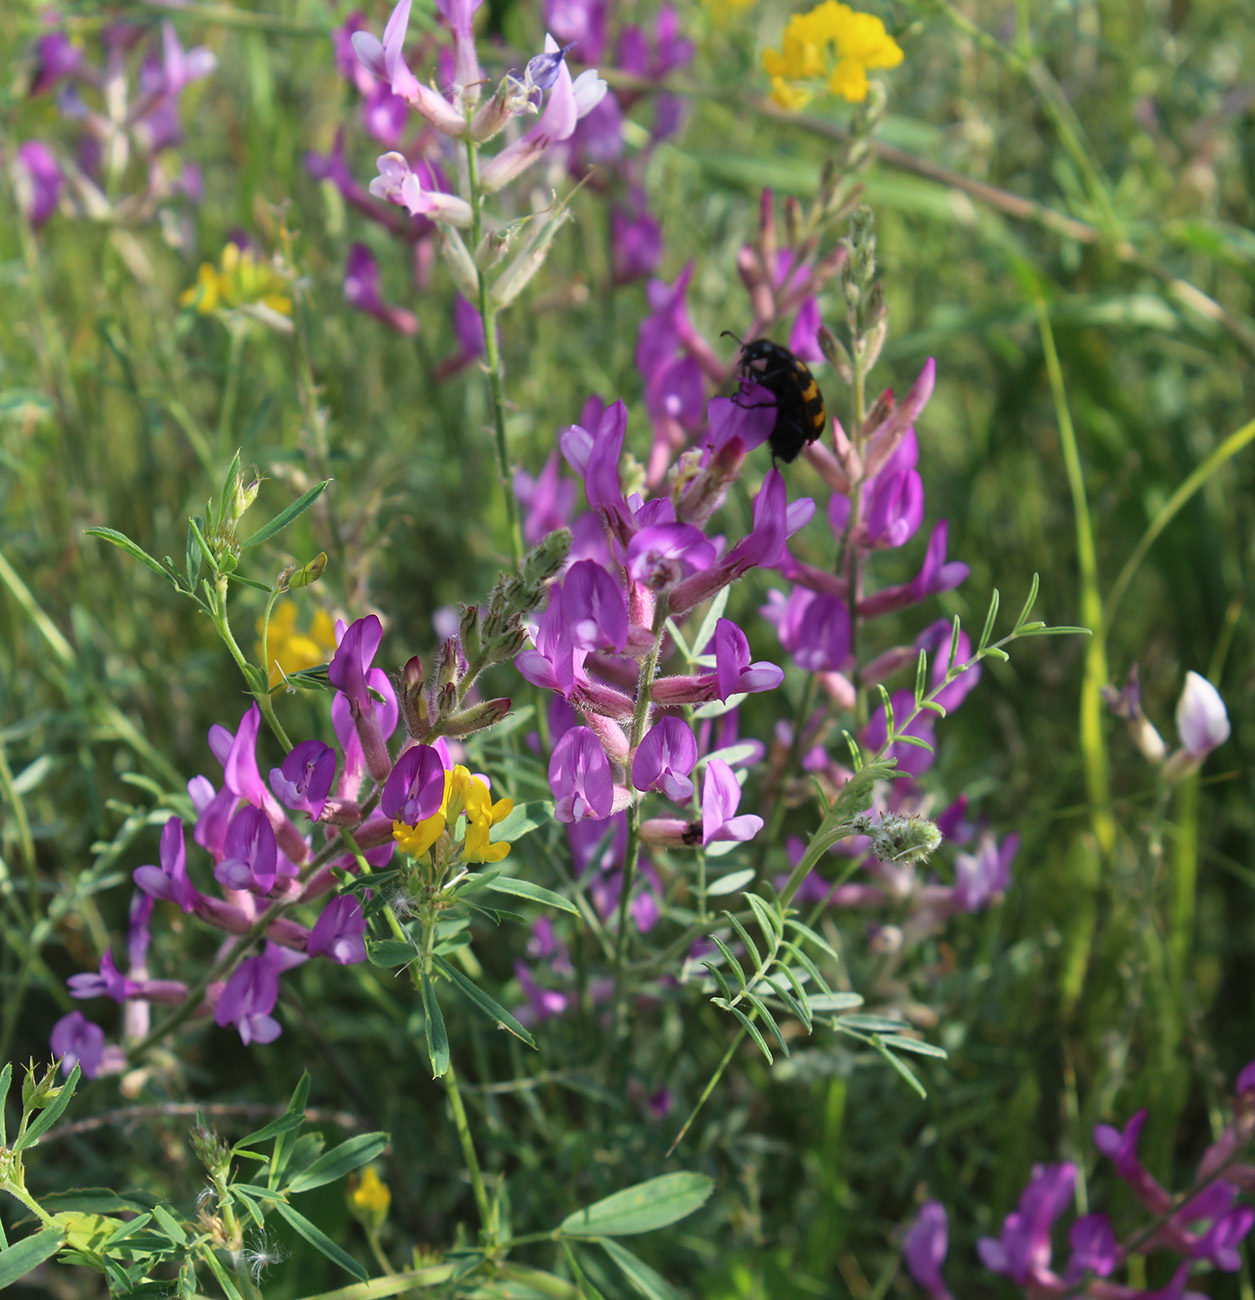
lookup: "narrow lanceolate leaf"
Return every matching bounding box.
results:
[421,970,450,1078]
[730,1007,774,1064]
[599,1237,687,1300]
[240,479,331,548]
[481,875,579,915]
[744,893,783,949]
[745,993,789,1057]
[557,1173,714,1238]
[285,1132,390,1194]
[433,955,536,1049]
[272,1200,367,1281]
[723,911,764,974]
[0,1228,66,1287]
[701,961,733,1003]
[708,935,747,995]
[84,528,180,585]
[879,1035,948,1059]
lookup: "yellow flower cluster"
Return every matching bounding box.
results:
[258,600,338,688]
[762,2,903,108]
[180,241,293,317]
[393,764,514,865]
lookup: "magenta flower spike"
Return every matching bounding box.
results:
[712,619,784,701]
[329,615,395,782]
[549,727,614,822]
[1065,1213,1120,1281]
[633,717,698,803]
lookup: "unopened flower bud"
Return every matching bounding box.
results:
[459,604,482,663]
[439,227,480,301]
[287,552,328,589]
[491,205,573,309]
[819,326,854,385]
[231,471,261,521]
[398,655,430,740]
[22,1060,65,1110]
[348,1166,391,1234]
[862,811,942,865]
[439,697,512,737]
[522,528,572,587]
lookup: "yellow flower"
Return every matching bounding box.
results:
[392,765,513,865]
[181,241,294,319]
[762,2,902,107]
[259,600,338,688]
[351,1167,391,1216]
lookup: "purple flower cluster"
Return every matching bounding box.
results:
[904,1062,1255,1299]
[309,0,694,348]
[50,593,544,1074]
[15,20,214,230]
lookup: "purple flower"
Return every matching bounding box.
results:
[543,0,608,63]
[611,194,662,284]
[50,1012,106,1078]
[953,833,1017,911]
[712,619,783,700]
[516,595,587,699]
[561,559,628,652]
[213,805,279,895]
[859,521,969,619]
[902,1202,953,1300]
[329,615,394,781]
[549,727,614,822]
[271,740,337,819]
[309,895,369,965]
[344,243,419,334]
[214,946,294,1045]
[67,950,131,1002]
[133,816,202,913]
[626,523,716,591]
[765,586,850,673]
[15,141,63,227]
[1192,1204,1254,1271]
[515,452,576,544]
[368,151,473,225]
[351,0,468,138]
[633,717,698,803]
[702,759,762,846]
[381,744,447,825]
[1066,1212,1120,1281]
[29,32,83,96]
[977,1162,1075,1287]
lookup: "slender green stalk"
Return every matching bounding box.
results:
[440,1059,494,1238]
[465,140,523,566]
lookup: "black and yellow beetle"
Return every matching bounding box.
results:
[724,332,827,463]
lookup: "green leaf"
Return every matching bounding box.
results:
[708,935,747,994]
[213,450,243,533]
[557,1173,713,1238]
[201,1240,247,1300]
[236,1073,310,1150]
[723,911,764,974]
[480,875,578,915]
[701,961,733,1003]
[685,586,731,670]
[286,1132,390,1195]
[745,993,789,1057]
[706,869,755,898]
[0,1062,9,1145]
[367,939,417,968]
[84,528,180,586]
[433,955,536,1049]
[489,802,553,841]
[241,480,331,549]
[16,1065,80,1151]
[560,1241,609,1300]
[839,1014,913,1033]
[599,1237,687,1300]
[978,587,1001,651]
[0,1229,66,1287]
[150,1204,187,1247]
[272,1199,367,1280]
[744,893,783,950]
[880,1035,948,1059]
[805,992,864,1012]
[421,970,450,1078]
[730,1005,774,1063]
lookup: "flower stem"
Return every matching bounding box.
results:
[465,140,523,566]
